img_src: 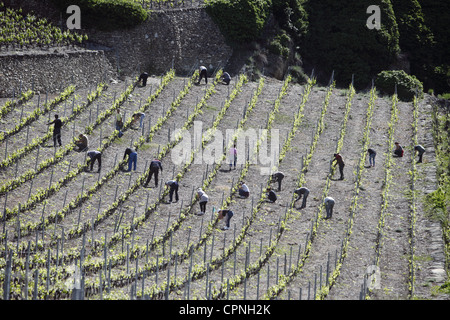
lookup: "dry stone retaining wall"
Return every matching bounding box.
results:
[0,49,114,97]
[85,8,232,77]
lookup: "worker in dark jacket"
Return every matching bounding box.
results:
[271,171,285,191]
[139,72,149,87]
[87,150,101,172]
[222,72,231,85]
[165,180,179,203]
[266,187,277,203]
[294,187,310,209]
[123,147,137,172]
[144,159,163,187]
[414,145,425,163]
[367,148,376,167]
[332,153,345,180]
[47,114,62,147]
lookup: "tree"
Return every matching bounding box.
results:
[301,0,400,89]
[205,0,272,45]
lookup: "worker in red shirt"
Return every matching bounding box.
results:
[332,153,345,180]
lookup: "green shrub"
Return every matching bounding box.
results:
[272,0,308,42]
[51,0,148,31]
[375,70,423,101]
[289,65,308,84]
[269,32,290,58]
[205,0,272,44]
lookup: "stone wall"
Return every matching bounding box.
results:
[86,8,233,77]
[0,49,114,97]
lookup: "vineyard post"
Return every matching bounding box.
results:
[25,241,30,300]
[228,236,238,274]
[2,250,11,300]
[33,269,38,300]
[19,97,24,123]
[151,222,156,248]
[155,254,159,284]
[210,233,215,263]
[256,271,260,300]
[326,252,330,286]
[99,269,103,300]
[61,227,65,257]
[276,257,279,284]
[126,243,130,274]
[227,278,230,300]
[203,238,207,264]
[165,259,171,300]
[174,252,179,280]
[108,260,112,293]
[4,138,7,160]
[205,263,210,298]
[289,246,293,274]
[46,248,50,299]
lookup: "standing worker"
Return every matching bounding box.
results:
[139,72,149,87]
[196,188,209,216]
[414,145,425,163]
[367,148,376,167]
[332,153,345,180]
[87,150,102,172]
[271,171,285,191]
[116,108,124,138]
[123,147,137,172]
[47,114,62,147]
[144,159,163,187]
[218,209,234,230]
[324,196,335,219]
[197,66,208,85]
[165,180,179,203]
[294,187,310,209]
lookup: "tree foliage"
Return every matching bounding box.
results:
[205,0,272,44]
[50,0,148,31]
[375,70,423,101]
[301,0,400,89]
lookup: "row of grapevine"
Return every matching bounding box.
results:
[0,70,226,299]
[0,70,432,301]
[0,4,87,49]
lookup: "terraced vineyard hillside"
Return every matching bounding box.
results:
[0,68,446,300]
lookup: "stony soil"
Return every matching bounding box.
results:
[0,72,447,300]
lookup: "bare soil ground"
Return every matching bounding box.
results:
[0,72,447,300]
